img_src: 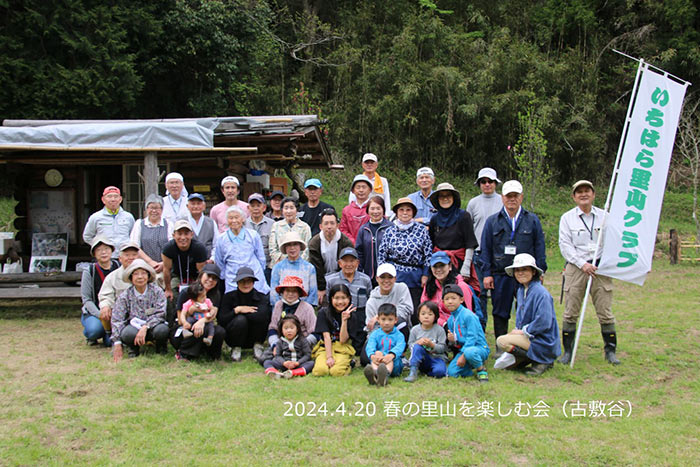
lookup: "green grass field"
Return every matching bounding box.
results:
[0,181,699,465]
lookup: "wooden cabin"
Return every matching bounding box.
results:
[0,116,338,270]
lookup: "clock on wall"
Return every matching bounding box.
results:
[44,169,63,187]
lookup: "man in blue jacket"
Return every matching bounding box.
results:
[480,180,547,351]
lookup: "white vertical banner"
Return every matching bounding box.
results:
[597,64,688,285]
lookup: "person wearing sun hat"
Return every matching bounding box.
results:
[495,253,560,375]
[467,167,504,320]
[348,152,392,213]
[559,179,619,365]
[82,186,135,257]
[378,197,433,312]
[428,182,480,297]
[80,236,120,346]
[480,180,547,350]
[269,231,318,306]
[299,178,334,237]
[268,275,318,347]
[111,259,169,362]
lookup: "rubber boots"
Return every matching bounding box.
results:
[601,324,621,365]
[559,325,576,365]
[404,366,419,383]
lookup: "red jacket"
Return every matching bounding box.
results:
[339,202,369,245]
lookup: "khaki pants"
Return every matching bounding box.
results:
[496,332,530,352]
[311,341,355,377]
[563,263,615,326]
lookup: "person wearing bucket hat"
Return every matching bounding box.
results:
[98,241,141,344]
[428,183,480,294]
[480,180,547,348]
[259,275,318,366]
[80,236,120,346]
[559,180,620,365]
[269,231,318,306]
[83,186,135,257]
[210,175,250,233]
[268,197,312,267]
[378,197,433,312]
[340,175,373,243]
[348,153,392,214]
[129,193,172,278]
[494,254,560,375]
[299,178,333,237]
[218,266,272,362]
[467,168,504,320]
[408,167,436,226]
[170,263,226,361]
[421,250,482,329]
[111,259,169,362]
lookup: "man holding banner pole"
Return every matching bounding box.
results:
[558,180,619,365]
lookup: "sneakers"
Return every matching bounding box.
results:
[127,346,140,358]
[253,343,265,361]
[282,370,293,379]
[175,351,189,361]
[364,364,377,385]
[266,368,282,379]
[476,370,489,384]
[203,336,213,347]
[182,329,194,338]
[376,363,389,387]
[231,346,242,362]
[86,338,98,346]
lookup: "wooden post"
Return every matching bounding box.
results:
[670,229,679,264]
[143,151,159,197]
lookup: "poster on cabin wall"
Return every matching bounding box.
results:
[28,189,76,241]
[29,233,69,273]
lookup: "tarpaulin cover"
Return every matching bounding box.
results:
[0,119,219,149]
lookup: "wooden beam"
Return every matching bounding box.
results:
[143,151,159,197]
[0,287,81,299]
[0,271,82,283]
[0,145,257,152]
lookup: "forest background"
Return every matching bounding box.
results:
[1,0,699,193]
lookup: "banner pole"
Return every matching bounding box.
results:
[569,58,645,368]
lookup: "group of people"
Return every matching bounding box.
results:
[79,154,622,383]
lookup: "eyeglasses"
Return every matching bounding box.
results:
[479,179,495,185]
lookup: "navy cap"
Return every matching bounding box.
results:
[339,247,359,259]
[270,190,284,199]
[188,193,205,202]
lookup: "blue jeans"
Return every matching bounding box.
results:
[81,313,106,340]
[408,344,447,378]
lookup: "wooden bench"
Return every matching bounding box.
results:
[0,286,81,300]
[0,272,82,301]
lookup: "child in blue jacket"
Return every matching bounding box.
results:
[444,284,490,382]
[363,303,406,387]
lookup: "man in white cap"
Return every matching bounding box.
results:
[466,167,504,320]
[559,180,619,365]
[161,219,208,301]
[162,172,189,226]
[408,167,436,226]
[349,153,391,213]
[480,180,547,350]
[210,175,250,233]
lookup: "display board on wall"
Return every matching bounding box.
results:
[28,189,76,241]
